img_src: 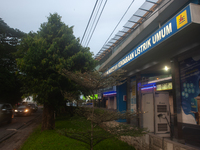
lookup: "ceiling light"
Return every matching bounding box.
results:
[164,66,169,71]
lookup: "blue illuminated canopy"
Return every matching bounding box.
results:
[103,91,117,96]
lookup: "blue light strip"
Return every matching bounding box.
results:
[141,86,156,90]
[103,91,117,96]
[103,93,116,96]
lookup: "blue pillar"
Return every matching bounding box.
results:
[117,82,127,122]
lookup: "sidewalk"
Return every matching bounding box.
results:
[102,121,200,150]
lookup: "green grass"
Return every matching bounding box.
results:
[20,115,135,150]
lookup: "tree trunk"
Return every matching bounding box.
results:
[90,109,94,150]
[90,93,95,150]
[41,103,55,130]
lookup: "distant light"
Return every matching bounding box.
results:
[157,78,159,80]
[164,66,169,71]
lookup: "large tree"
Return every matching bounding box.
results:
[16,13,97,130]
[0,18,25,104]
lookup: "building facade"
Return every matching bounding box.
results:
[96,0,200,147]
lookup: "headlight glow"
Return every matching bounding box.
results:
[15,110,18,112]
[24,109,29,112]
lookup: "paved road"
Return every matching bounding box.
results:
[0,107,43,150]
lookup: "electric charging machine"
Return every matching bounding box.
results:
[142,91,170,134]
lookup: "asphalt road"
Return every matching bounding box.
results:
[0,107,43,150]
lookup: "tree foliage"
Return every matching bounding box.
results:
[58,107,146,150]
[61,68,126,97]
[60,69,145,150]
[16,13,97,130]
[0,18,25,104]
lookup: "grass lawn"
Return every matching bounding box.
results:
[20,115,135,150]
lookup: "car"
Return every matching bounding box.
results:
[66,102,77,107]
[87,103,93,105]
[27,103,38,112]
[14,105,31,116]
[0,103,14,124]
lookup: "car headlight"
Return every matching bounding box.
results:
[24,109,29,112]
[15,110,18,112]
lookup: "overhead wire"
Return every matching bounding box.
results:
[85,0,108,47]
[83,0,104,47]
[81,0,99,45]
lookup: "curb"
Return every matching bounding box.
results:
[0,113,42,143]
